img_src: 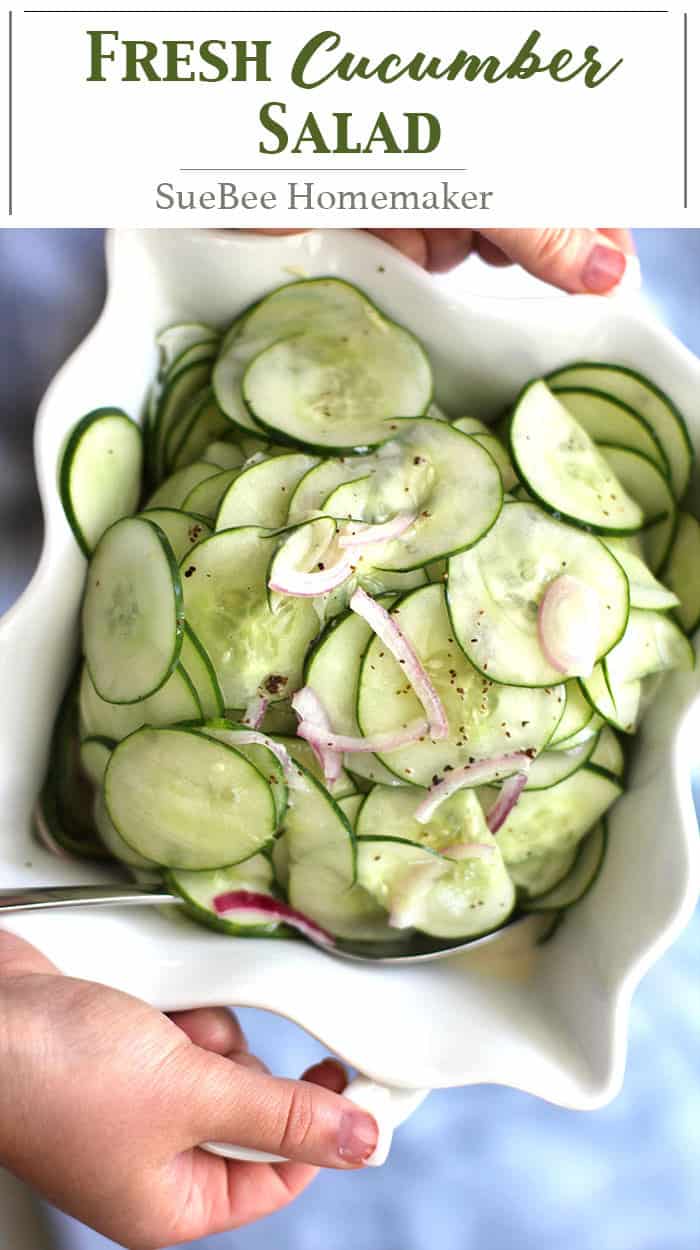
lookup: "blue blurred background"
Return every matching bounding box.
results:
[2,229,700,1250]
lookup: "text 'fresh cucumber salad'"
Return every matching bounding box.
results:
[44,277,698,953]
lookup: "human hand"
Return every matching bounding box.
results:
[0,929,378,1249]
[256,227,636,294]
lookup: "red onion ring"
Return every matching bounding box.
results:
[537,574,601,677]
[415,751,532,824]
[213,889,336,946]
[486,771,530,834]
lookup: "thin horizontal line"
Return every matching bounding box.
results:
[22,9,672,14]
[180,167,468,173]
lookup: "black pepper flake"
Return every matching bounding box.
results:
[184,566,196,578]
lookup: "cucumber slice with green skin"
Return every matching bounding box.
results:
[105,726,277,870]
[180,623,224,719]
[153,361,214,480]
[580,664,640,734]
[589,725,625,778]
[453,417,492,436]
[447,501,630,688]
[338,794,363,827]
[275,735,357,800]
[548,680,595,748]
[163,340,217,384]
[287,456,377,523]
[216,453,319,531]
[598,444,676,571]
[484,737,596,791]
[581,609,694,732]
[93,789,156,869]
[79,736,114,788]
[552,387,670,478]
[470,433,517,491]
[202,440,246,470]
[550,713,603,752]
[489,766,621,864]
[508,846,577,898]
[139,509,211,563]
[181,526,321,709]
[145,461,221,510]
[182,466,242,518]
[304,598,401,787]
[509,381,644,534]
[322,419,503,572]
[357,584,565,788]
[166,856,285,938]
[78,661,201,743]
[169,392,231,472]
[41,679,108,858]
[196,721,288,827]
[157,322,219,376]
[662,512,700,634]
[59,409,143,558]
[603,536,679,611]
[82,517,184,705]
[212,311,275,437]
[545,362,693,501]
[37,781,109,861]
[522,822,607,912]
[243,326,432,454]
[258,699,298,736]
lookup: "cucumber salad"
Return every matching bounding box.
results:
[42,277,698,953]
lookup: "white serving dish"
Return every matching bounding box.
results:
[1,228,699,1165]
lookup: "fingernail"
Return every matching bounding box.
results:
[338,1111,379,1164]
[582,244,627,294]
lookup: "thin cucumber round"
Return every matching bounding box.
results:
[202,440,246,470]
[548,680,595,748]
[546,362,693,501]
[139,508,211,563]
[490,766,621,865]
[93,789,156,869]
[589,725,625,778]
[152,360,214,481]
[447,501,630,687]
[275,735,356,801]
[182,466,242,518]
[287,456,376,523]
[78,661,201,743]
[157,321,219,376]
[356,584,565,788]
[60,409,143,557]
[522,822,607,912]
[169,391,230,472]
[552,387,670,478]
[508,846,577,898]
[662,512,700,634]
[197,720,288,827]
[180,623,224,719]
[79,736,114,788]
[509,381,644,534]
[216,452,318,531]
[603,536,679,611]
[166,855,284,937]
[145,460,221,510]
[82,517,184,704]
[598,444,676,571]
[105,726,277,869]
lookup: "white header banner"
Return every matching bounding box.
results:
[1,1,697,225]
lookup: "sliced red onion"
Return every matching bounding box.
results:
[213,889,335,947]
[349,587,448,740]
[338,512,417,549]
[487,771,529,834]
[414,751,532,824]
[388,860,447,930]
[242,695,268,729]
[297,717,428,756]
[291,687,342,785]
[268,553,354,598]
[537,574,601,677]
[209,727,301,788]
[441,841,496,862]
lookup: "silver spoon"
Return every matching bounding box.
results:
[0,884,532,964]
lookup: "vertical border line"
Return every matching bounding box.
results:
[683,10,688,209]
[7,10,12,216]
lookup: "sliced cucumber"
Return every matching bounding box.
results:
[548,680,595,748]
[78,661,201,743]
[180,623,224,719]
[522,822,607,912]
[182,466,242,518]
[486,737,596,791]
[157,322,219,376]
[60,409,143,557]
[553,387,669,478]
[197,721,288,827]
[169,392,231,471]
[93,788,156,869]
[41,680,107,858]
[509,381,644,534]
[546,362,693,500]
[216,453,318,531]
[589,725,624,778]
[508,846,577,898]
[276,735,356,801]
[490,766,621,864]
[82,517,184,704]
[338,794,363,827]
[447,501,629,687]
[603,536,679,611]
[79,736,113,788]
[152,361,214,480]
[105,726,276,869]
[145,460,221,510]
[287,455,376,523]
[452,417,492,436]
[181,526,321,708]
[140,508,211,563]
[662,512,700,633]
[357,584,565,787]
[580,663,640,735]
[166,855,283,937]
[581,609,693,732]
[598,444,676,571]
[203,440,246,470]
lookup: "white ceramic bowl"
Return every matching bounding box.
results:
[1,228,699,1161]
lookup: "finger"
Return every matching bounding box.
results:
[301,1058,348,1094]
[479,228,628,295]
[475,236,514,268]
[0,929,59,979]
[599,228,636,255]
[185,1050,378,1168]
[424,229,474,274]
[184,1146,318,1233]
[233,1051,270,1075]
[366,229,429,268]
[169,1008,247,1056]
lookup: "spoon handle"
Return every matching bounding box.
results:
[0,885,178,912]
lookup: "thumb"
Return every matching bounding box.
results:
[479,228,631,295]
[182,1046,378,1170]
[0,928,59,978]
